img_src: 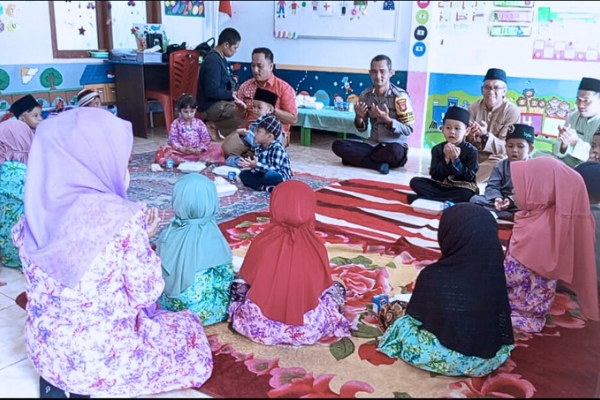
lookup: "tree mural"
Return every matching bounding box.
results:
[40,67,63,90]
[0,69,9,94]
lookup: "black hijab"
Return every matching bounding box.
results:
[406,203,514,358]
[575,161,600,202]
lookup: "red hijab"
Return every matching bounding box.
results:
[510,157,599,321]
[240,180,333,325]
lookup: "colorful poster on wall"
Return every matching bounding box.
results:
[532,3,600,62]
[164,1,205,17]
[494,1,534,7]
[434,1,492,36]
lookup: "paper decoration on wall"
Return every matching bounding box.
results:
[274,30,298,39]
[40,68,63,91]
[164,1,205,17]
[0,69,9,94]
[276,0,286,18]
[20,67,38,84]
[494,0,534,7]
[489,25,531,36]
[290,1,299,14]
[5,3,16,17]
[7,19,18,32]
[434,1,491,36]
[0,20,3,33]
[383,1,395,11]
[492,9,533,22]
[319,2,333,16]
[532,5,600,63]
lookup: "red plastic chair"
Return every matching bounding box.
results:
[145,49,200,129]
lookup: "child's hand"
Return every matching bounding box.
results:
[235,128,249,137]
[233,93,246,109]
[238,156,257,170]
[494,197,512,211]
[144,206,160,239]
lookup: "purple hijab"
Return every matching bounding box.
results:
[22,108,141,288]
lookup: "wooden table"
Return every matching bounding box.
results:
[294,106,370,146]
[106,59,169,138]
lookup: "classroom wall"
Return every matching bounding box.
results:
[220,1,412,71]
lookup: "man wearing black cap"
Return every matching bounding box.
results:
[548,77,600,168]
[8,94,43,132]
[469,124,535,220]
[224,47,298,157]
[467,68,521,183]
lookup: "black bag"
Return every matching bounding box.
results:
[162,42,187,62]
[195,37,215,59]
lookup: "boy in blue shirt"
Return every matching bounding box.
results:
[238,114,292,193]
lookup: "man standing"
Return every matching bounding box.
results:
[467,68,520,183]
[197,28,245,141]
[222,47,298,158]
[331,54,414,175]
[547,77,600,168]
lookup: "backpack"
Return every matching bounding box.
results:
[195,37,215,59]
[162,42,187,63]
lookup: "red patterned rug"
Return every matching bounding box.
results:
[16,178,600,398]
[201,179,600,398]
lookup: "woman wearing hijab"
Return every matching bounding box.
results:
[574,161,600,288]
[12,108,213,397]
[505,157,599,333]
[156,173,234,326]
[0,120,33,269]
[378,203,514,377]
[227,180,352,346]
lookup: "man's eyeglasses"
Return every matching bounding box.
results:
[482,85,506,92]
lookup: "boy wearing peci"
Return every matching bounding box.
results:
[409,106,479,204]
[469,124,535,220]
[238,114,292,193]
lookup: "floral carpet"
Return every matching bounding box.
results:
[198,179,600,398]
[127,151,337,229]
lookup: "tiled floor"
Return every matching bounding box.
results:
[0,126,431,398]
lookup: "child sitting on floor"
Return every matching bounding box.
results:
[2,95,43,132]
[238,114,292,193]
[469,124,535,220]
[154,94,225,167]
[227,180,351,346]
[225,88,279,168]
[587,131,600,162]
[409,106,479,203]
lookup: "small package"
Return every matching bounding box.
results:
[214,176,238,197]
[372,294,389,314]
[150,163,164,172]
[411,198,445,215]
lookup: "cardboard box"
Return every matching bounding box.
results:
[136,52,163,63]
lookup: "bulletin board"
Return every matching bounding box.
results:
[273,1,399,41]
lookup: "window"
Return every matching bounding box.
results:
[48,1,162,59]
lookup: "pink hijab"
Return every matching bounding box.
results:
[510,157,599,321]
[22,108,141,288]
[0,119,33,164]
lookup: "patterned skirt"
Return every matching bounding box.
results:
[504,250,557,333]
[0,161,26,269]
[158,263,235,326]
[227,280,352,346]
[378,314,513,377]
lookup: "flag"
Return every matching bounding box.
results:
[219,0,232,25]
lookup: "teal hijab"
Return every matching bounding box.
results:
[157,173,232,297]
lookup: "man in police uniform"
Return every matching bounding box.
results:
[331,54,414,175]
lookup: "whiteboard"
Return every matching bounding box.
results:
[273,1,399,41]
